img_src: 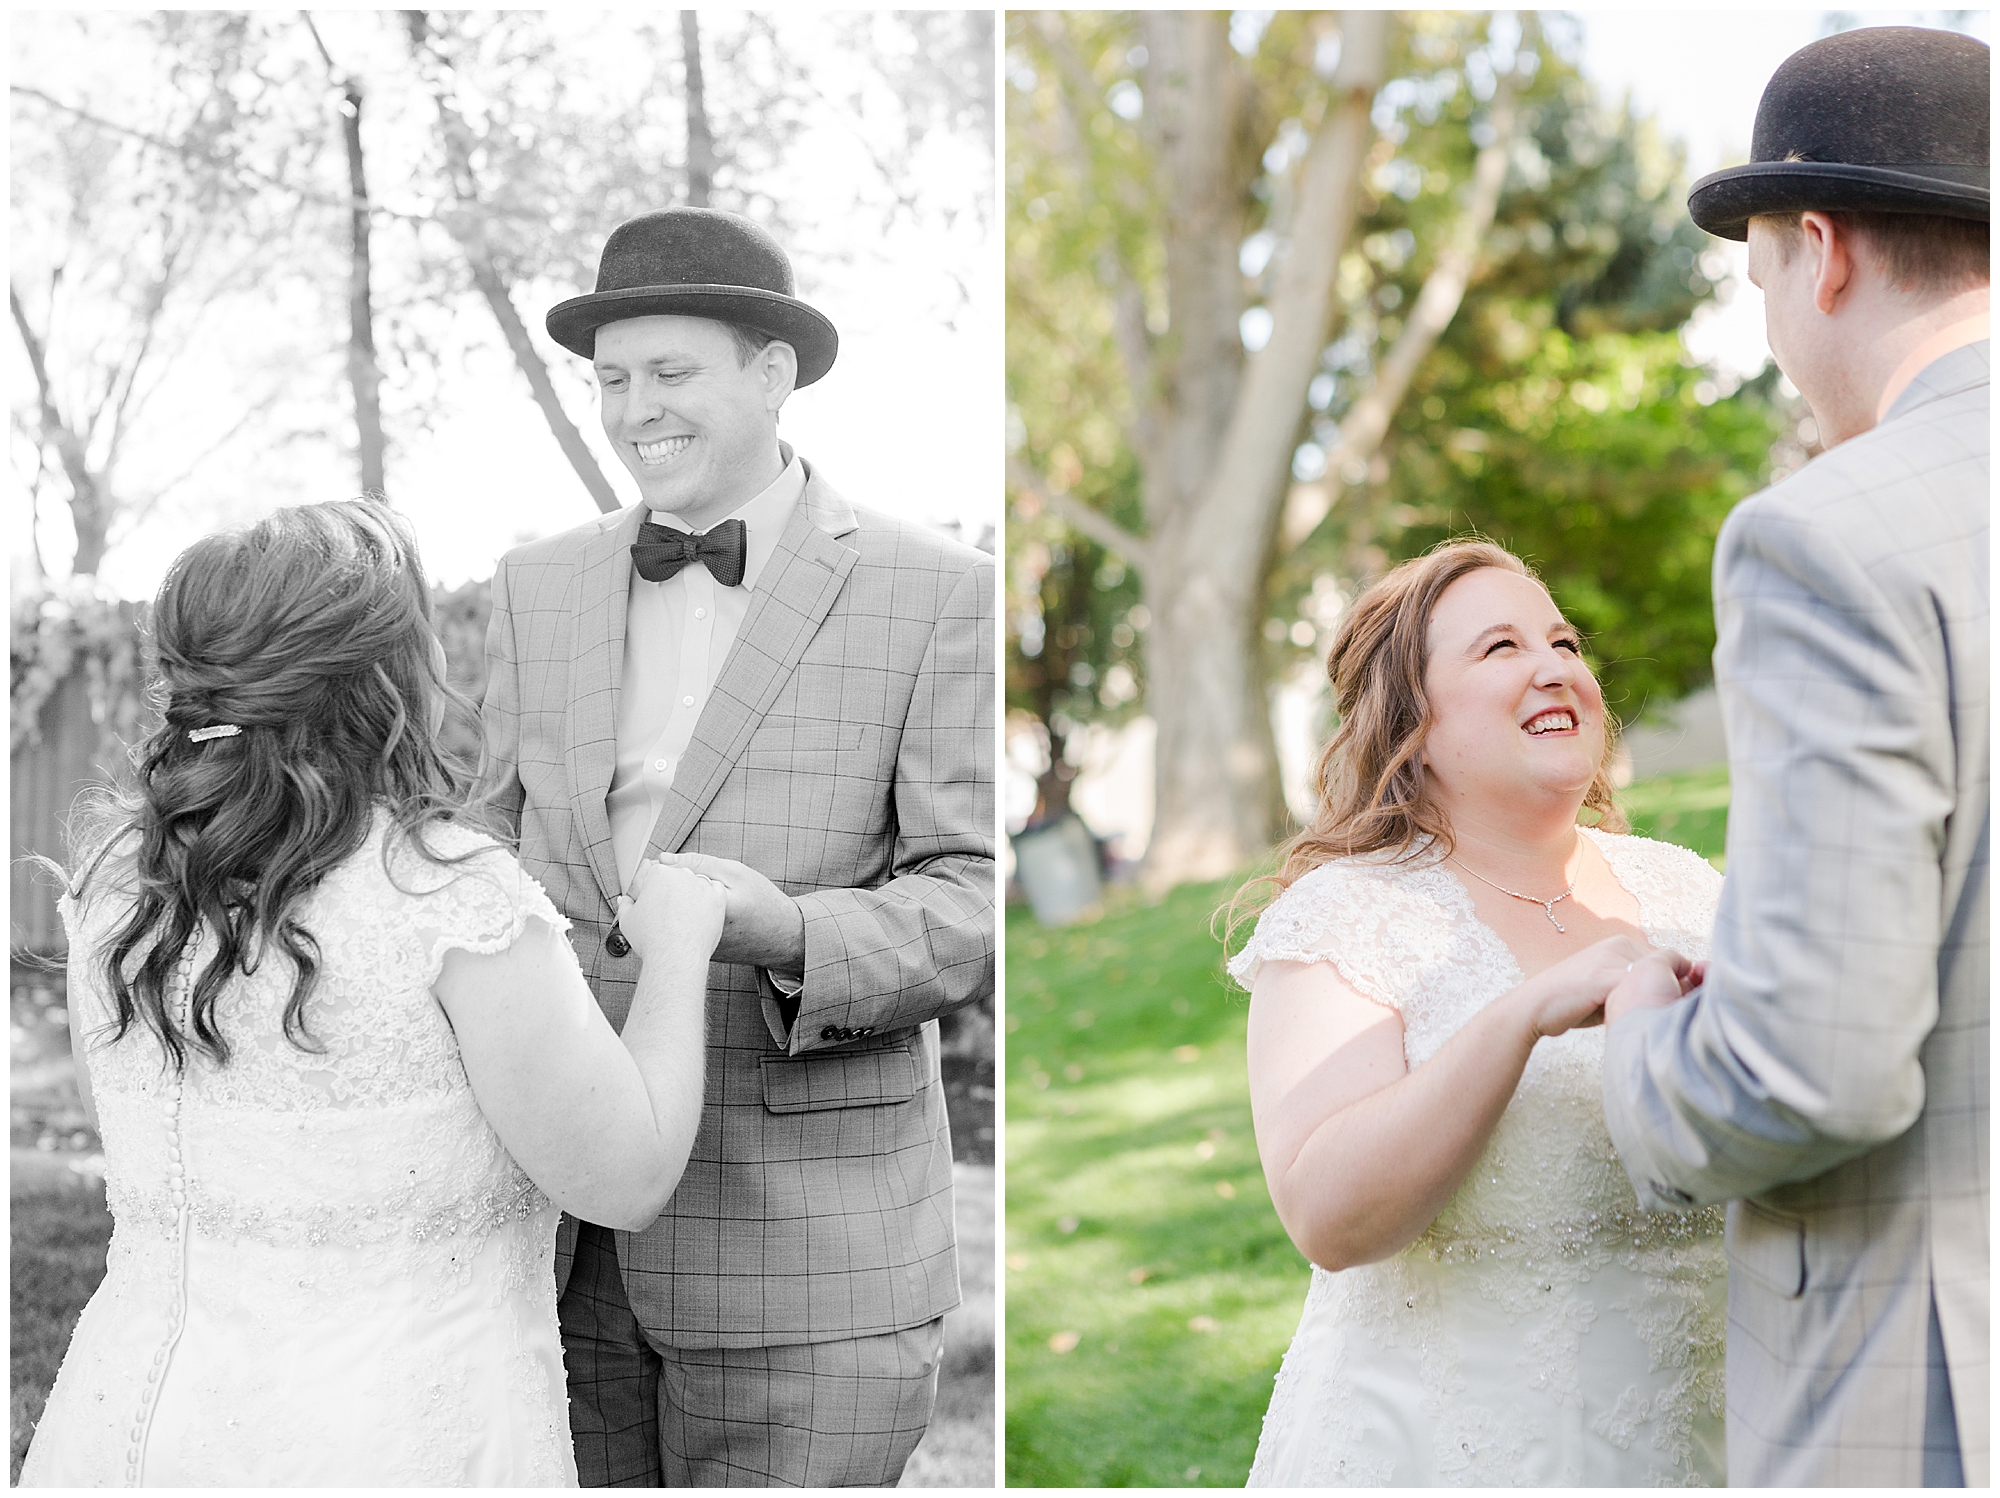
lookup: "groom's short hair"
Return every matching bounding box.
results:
[722,320,779,366]
[1754,209,1989,297]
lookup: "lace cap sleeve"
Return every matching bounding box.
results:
[381,822,571,990]
[1583,826,1723,938]
[1226,855,1456,1015]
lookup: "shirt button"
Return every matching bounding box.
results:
[653,759,668,772]
[682,695,695,707]
[694,608,707,620]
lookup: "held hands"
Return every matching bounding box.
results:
[1514,935,1682,1040]
[649,851,807,972]
[1604,951,1705,1030]
[616,858,728,968]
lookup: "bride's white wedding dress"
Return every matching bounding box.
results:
[1231,827,1727,1487]
[20,813,578,1487]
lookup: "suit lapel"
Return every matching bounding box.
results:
[648,469,859,857]
[568,505,649,907]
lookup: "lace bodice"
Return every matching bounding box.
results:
[1232,828,1728,1486]
[70,815,568,1259]
[24,811,576,1486]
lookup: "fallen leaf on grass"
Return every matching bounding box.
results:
[1172,1045,1200,1063]
[1127,1266,1152,1285]
[1188,1315,1218,1333]
[1005,1254,1027,1271]
[1049,1330,1080,1353]
[1214,1180,1236,1199]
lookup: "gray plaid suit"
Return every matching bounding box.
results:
[480,460,994,1483]
[1604,342,1988,1486]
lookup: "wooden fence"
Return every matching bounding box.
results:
[11,669,145,956]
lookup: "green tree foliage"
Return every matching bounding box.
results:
[1008,10,1787,824]
[1268,12,1786,720]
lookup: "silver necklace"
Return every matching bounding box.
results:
[1450,850,1577,933]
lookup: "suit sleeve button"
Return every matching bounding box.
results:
[821,1026,839,1041]
[605,928,631,959]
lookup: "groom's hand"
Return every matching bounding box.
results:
[652,852,807,973]
[1604,948,1700,1030]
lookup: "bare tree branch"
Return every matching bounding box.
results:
[680,12,716,207]
[116,385,290,533]
[1009,454,1153,572]
[10,84,336,212]
[1279,53,1522,550]
[1032,16,1159,454]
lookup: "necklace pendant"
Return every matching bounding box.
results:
[1544,906,1566,934]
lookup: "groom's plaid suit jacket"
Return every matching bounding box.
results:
[1605,344,1988,1485]
[480,461,994,1348]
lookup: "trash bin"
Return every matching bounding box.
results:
[1010,813,1104,927]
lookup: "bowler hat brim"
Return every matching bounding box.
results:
[545,285,839,386]
[1689,159,1989,240]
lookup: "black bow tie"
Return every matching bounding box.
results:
[631,518,748,587]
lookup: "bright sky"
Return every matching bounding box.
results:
[13,12,1000,599]
[1574,8,1991,377]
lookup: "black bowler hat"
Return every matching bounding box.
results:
[546,208,839,385]
[1688,26,1989,241]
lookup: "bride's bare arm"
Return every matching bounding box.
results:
[1247,935,1656,1272]
[435,861,722,1231]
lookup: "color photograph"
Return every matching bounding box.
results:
[1004,8,1987,1487]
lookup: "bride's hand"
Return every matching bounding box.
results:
[1604,947,1700,1029]
[618,859,727,966]
[1513,935,1656,1039]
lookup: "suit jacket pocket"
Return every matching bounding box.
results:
[1728,1197,1808,1299]
[741,720,867,768]
[761,1041,920,1113]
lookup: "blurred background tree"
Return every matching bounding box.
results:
[1006,10,1788,888]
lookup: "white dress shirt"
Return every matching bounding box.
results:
[606,450,806,892]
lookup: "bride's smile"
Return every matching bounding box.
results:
[1419,566,1608,820]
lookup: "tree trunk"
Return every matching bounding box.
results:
[10,283,111,575]
[305,14,388,495]
[450,218,623,515]
[1133,11,1388,888]
[1279,57,1521,549]
[681,12,715,208]
[337,79,386,493]
[404,11,623,516]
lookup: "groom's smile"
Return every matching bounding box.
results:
[593,314,793,529]
[635,435,697,467]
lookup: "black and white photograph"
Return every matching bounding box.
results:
[11,10,997,1487]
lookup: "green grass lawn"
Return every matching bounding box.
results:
[1620,762,1730,867]
[1003,765,1729,1486]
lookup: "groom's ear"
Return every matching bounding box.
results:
[758,340,799,414]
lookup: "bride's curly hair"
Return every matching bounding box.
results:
[70,499,489,1071]
[1225,539,1625,939]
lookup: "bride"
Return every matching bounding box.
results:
[1230,540,1726,1486]
[20,499,721,1486]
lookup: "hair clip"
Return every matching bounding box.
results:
[187,725,243,744]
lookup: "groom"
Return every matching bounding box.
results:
[1603,27,1988,1489]
[479,207,995,1485]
